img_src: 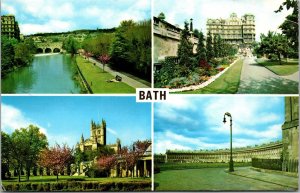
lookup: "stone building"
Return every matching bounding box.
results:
[77,119,120,153]
[153,16,198,67]
[282,97,299,172]
[207,13,255,48]
[160,141,282,163]
[1,14,20,39]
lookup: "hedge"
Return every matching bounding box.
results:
[3,181,151,191]
[252,158,282,171]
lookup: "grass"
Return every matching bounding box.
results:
[181,59,243,94]
[2,175,150,185]
[76,56,135,93]
[256,59,299,76]
[154,167,294,191]
[157,162,251,171]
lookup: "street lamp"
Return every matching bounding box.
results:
[223,112,234,172]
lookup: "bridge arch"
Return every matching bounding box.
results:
[36,48,43,53]
[45,48,52,53]
[53,48,61,53]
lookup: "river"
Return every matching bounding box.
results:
[2,54,82,94]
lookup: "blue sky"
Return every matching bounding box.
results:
[2,0,151,35]
[154,0,292,41]
[154,96,284,154]
[2,96,151,148]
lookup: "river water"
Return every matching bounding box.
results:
[2,54,82,94]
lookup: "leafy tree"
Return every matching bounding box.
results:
[258,31,289,64]
[82,33,114,56]
[62,37,80,55]
[10,125,48,182]
[193,29,200,39]
[275,0,298,56]
[158,12,166,20]
[196,31,207,62]
[1,132,11,179]
[98,54,111,72]
[38,144,73,181]
[97,155,117,177]
[206,31,214,62]
[177,21,194,73]
[1,36,16,73]
[14,42,35,67]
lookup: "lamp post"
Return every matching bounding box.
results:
[223,112,234,172]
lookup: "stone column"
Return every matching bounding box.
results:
[144,160,147,177]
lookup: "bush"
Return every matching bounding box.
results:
[4,181,151,191]
[252,158,282,171]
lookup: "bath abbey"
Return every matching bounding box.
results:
[77,119,120,153]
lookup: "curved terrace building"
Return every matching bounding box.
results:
[158,141,282,163]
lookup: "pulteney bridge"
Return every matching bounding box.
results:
[36,42,63,53]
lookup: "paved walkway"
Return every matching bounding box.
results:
[238,57,298,94]
[87,57,150,88]
[281,71,299,82]
[231,167,298,189]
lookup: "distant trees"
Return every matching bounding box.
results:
[62,37,80,55]
[38,144,73,181]
[82,33,114,57]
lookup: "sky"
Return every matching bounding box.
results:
[154,0,292,41]
[2,0,151,35]
[1,96,151,148]
[154,95,285,154]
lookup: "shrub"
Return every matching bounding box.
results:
[252,158,282,171]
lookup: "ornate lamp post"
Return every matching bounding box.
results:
[223,112,234,172]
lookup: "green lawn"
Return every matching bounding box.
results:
[181,59,243,94]
[256,59,299,76]
[76,56,135,93]
[155,167,294,191]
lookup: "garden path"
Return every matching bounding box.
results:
[87,56,150,88]
[237,57,298,94]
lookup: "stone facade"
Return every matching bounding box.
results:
[156,142,282,163]
[282,97,299,172]
[77,119,119,152]
[1,14,20,39]
[153,16,198,65]
[207,13,255,47]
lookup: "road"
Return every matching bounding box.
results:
[237,57,298,94]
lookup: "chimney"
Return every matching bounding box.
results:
[190,18,193,32]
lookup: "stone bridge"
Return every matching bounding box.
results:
[36,42,63,53]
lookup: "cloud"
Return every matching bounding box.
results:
[107,128,117,136]
[1,103,47,135]
[20,20,74,35]
[154,0,291,41]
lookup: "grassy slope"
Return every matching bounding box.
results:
[181,59,243,94]
[76,56,135,93]
[256,59,299,76]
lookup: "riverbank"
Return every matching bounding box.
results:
[75,56,135,93]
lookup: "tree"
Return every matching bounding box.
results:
[1,36,17,73]
[177,21,194,73]
[196,31,207,62]
[1,132,11,179]
[206,31,214,62]
[275,0,298,56]
[38,144,73,181]
[62,37,80,55]
[158,12,166,20]
[258,31,289,65]
[98,54,111,72]
[97,155,117,177]
[10,125,48,182]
